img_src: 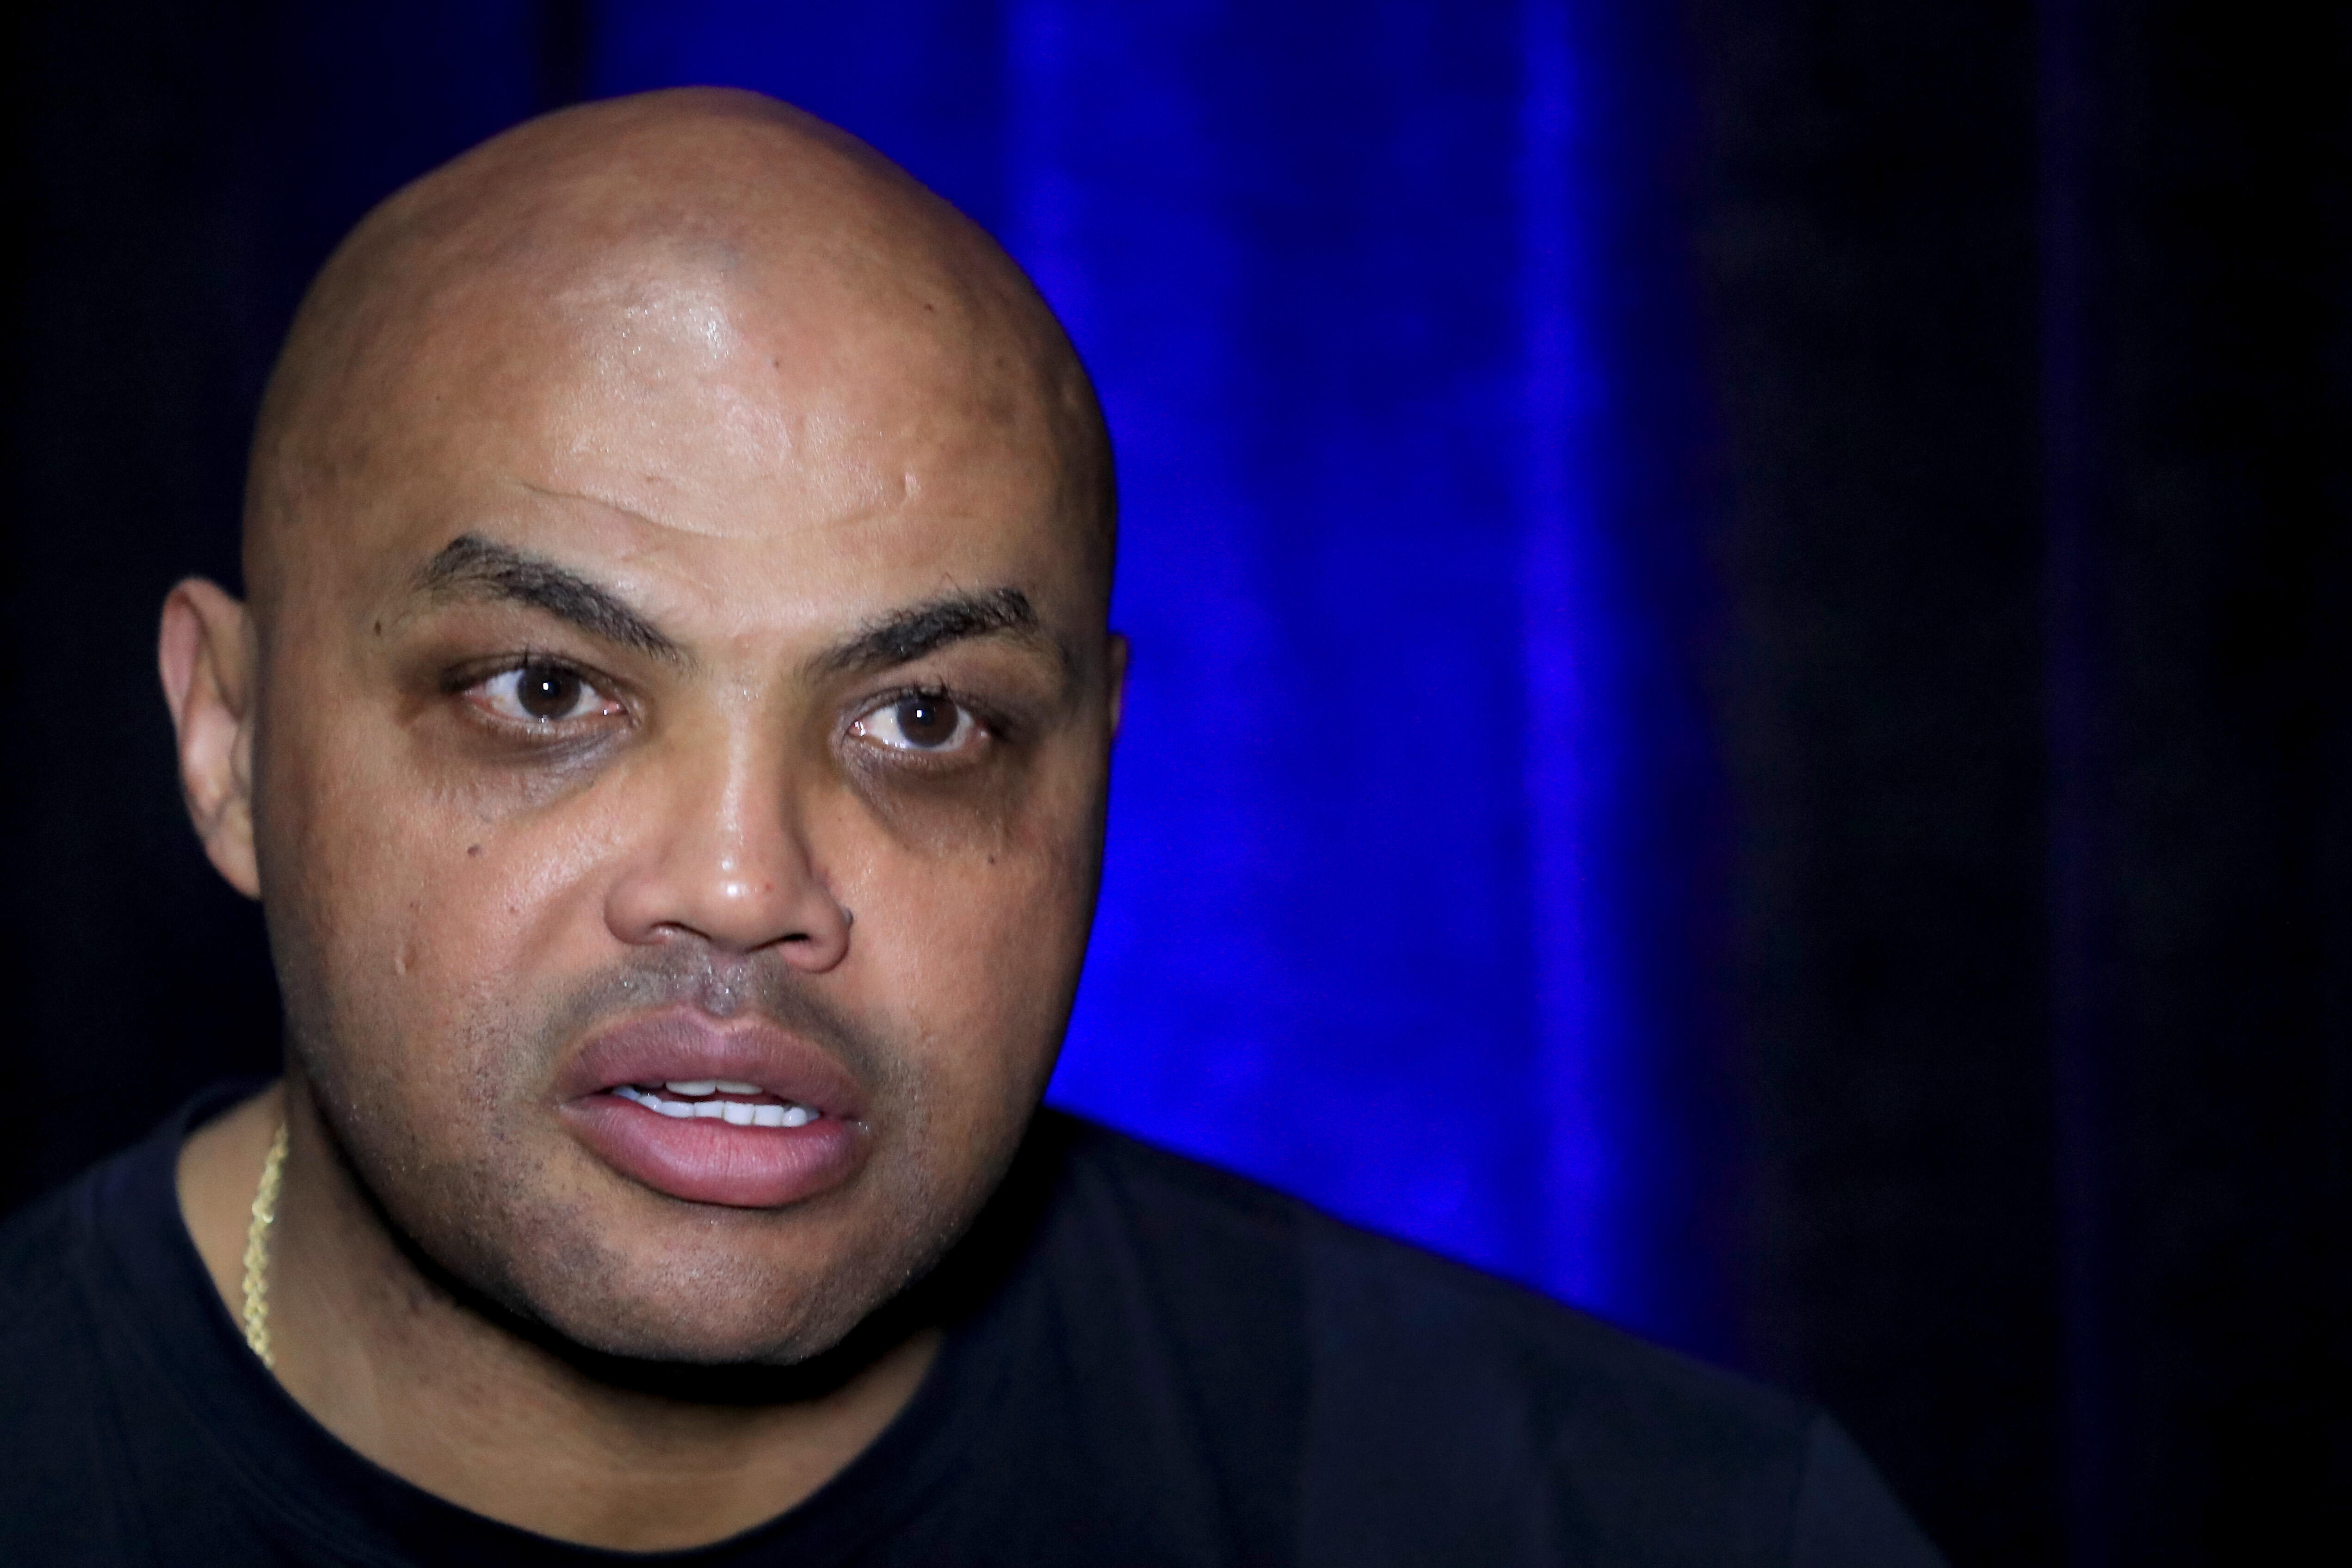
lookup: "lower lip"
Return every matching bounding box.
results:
[562,1093,865,1209]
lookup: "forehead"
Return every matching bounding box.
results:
[292,235,1095,639]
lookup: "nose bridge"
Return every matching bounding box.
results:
[698,728,787,901]
[604,705,849,967]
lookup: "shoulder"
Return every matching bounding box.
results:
[1024,1111,1319,1406]
[1302,1200,1810,1458]
[0,1170,105,1340]
[1049,1112,1801,1450]
[1290,1208,1817,1564]
[1043,1113,1942,1567]
[0,1165,150,1560]
[1047,1109,1308,1245]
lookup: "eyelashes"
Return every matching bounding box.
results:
[464,660,627,727]
[446,659,1005,768]
[848,688,986,756]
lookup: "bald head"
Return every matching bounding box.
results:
[160,88,1131,1394]
[245,87,1113,624]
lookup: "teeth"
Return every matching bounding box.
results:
[616,1084,820,1129]
[663,1080,717,1096]
[712,1080,760,1095]
[617,1085,692,1119]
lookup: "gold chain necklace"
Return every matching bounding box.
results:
[240,1119,289,1369]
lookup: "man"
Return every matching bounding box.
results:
[0,88,1941,1564]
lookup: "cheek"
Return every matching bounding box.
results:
[833,780,1100,1101]
[259,706,618,1089]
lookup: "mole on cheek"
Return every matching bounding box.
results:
[467,844,483,858]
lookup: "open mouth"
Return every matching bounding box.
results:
[609,1080,823,1129]
[556,1011,870,1209]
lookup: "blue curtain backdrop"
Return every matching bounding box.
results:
[249,0,1727,1351]
[13,1,2351,1559]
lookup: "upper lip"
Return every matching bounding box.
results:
[554,1005,867,1122]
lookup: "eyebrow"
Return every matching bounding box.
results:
[810,586,1049,678]
[412,534,684,661]
[413,534,1050,679]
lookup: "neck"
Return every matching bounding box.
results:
[176,1079,939,1550]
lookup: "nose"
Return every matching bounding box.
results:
[602,739,851,972]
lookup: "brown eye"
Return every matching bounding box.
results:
[516,663,584,720]
[469,662,617,725]
[854,691,978,753]
[894,694,958,748]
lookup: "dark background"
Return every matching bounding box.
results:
[2,2,2346,1563]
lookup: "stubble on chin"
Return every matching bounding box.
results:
[277,938,1010,1367]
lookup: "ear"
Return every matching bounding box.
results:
[158,579,262,899]
[1105,632,1130,739]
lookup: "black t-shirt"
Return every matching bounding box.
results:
[0,1085,1944,1565]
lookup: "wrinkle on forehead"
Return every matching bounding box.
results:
[526,250,906,534]
[242,87,1113,626]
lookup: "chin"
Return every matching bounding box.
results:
[290,1006,1015,1375]
[537,1289,861,1369]
[441,1179,968,1374]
